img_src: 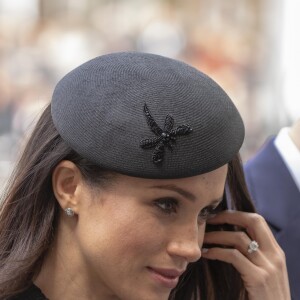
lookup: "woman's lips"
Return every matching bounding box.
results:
[147,267,184,289]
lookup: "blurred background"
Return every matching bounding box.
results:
[0,0,299,187]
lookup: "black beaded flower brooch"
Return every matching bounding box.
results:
[140,104,193,164]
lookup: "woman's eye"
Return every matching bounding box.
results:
[154,198,178,214]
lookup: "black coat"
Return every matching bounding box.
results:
[10,284,48,300]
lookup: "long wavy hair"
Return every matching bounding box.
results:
[0,104,255,300]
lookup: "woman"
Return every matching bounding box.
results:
[0,52,290,300]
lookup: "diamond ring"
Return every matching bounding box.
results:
[248,240,259,253]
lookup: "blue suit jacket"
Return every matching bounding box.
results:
[244,138,300,300]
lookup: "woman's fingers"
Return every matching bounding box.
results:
[202,246,260,280]
[201,246,290,299]
[203,230,267,265]
[203,210,291,300]
[206,210,280,253]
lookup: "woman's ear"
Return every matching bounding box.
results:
[52,160,83,214]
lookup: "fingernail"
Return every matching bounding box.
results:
[202,248,209,253]
[207,214,217,219]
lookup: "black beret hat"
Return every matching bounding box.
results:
[51,52,244,179]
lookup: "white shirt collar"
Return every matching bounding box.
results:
[274,127,300,192]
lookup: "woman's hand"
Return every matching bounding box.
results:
[202,211,291,300]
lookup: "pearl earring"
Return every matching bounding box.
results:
[65,207,75,217]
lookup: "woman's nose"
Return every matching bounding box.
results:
[166,223,204,263]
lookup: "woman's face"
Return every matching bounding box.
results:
[72,165,227,300]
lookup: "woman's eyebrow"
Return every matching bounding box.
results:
[149,185,224,205]
[149,185,196,201]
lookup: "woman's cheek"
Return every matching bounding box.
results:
[111,214,166,255]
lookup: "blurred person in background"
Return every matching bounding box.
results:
[0,52,290,300]
[244,116,300,300]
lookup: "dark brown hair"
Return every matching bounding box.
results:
[0,104,112,299]
[0,104,255,299]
